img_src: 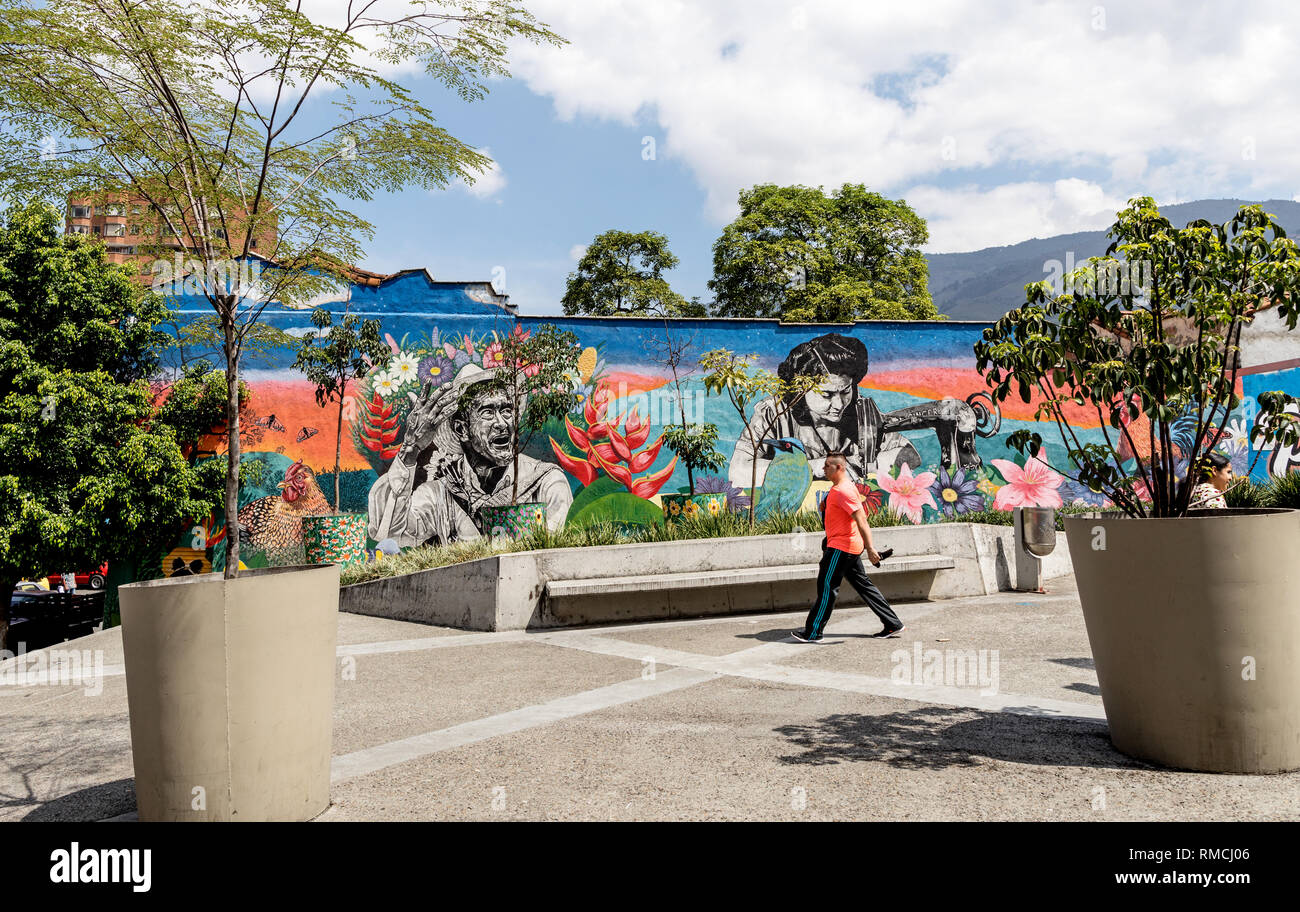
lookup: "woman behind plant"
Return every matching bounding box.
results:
[1186,452,1234,510]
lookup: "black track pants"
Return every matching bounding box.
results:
[803,545,901,638]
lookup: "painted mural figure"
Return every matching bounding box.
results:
[367,364,573,546]
[729,333,984,490]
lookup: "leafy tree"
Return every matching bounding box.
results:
[700,350,823,525]
[563,230,703,316]
[0,202,222,647]
[292,306,391,511]
[0,0,563,576]
[487,325,583,505]
[709,183,937,322]
[975,198,1300,517]
[643,311,723,494]
[165,314,299,381]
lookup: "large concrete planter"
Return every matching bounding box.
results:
[1064,509,1300,773]
[119,564,340,820]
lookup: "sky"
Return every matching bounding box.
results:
[304,0,1300,315]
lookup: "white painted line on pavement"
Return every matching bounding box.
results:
[330,665,717,783]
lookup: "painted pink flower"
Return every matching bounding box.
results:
[991,458,1064,509]
[482,341,506,369]
[876,463,937,523]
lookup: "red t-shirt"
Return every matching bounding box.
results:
[823,480,864,554]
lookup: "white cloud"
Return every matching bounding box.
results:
[508,0,1300,251]
[568,243,588,261]
[457,148,507,199]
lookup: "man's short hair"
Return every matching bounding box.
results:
[824,451,848,468]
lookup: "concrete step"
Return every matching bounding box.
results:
[545,555,956,598]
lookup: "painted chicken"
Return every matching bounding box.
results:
[237,460,331,553]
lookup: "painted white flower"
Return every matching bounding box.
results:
[1221,417,1250,457]
[390,353,420,385]
[372,372,398,396]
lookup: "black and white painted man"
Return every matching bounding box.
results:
[367,363,573,547]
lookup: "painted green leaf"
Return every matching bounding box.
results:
[567,492,664,529]
[565,475,626,523]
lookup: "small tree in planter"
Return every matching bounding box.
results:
[643,311,726,505]
[975,198,1300,515]
[479,324,582,536]
[700,350,823,526]
[293,306,391,512]
[973,198,1300,773]
[292,306,391,564]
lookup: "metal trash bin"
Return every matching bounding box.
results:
[1014,506,1057,591]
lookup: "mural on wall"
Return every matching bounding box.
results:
[154,270,1269,570]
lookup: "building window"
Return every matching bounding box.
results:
[249,238,257,249]
[105,223,125,237]
[69,205,91,219]
[213,227,226,240]
[106,204,123,216]
[127,225,139,236]
[68,225,90,235]
[130,205,141,215]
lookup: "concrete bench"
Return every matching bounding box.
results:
[544,555,956,599]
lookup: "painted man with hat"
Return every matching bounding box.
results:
[367,363,573,546]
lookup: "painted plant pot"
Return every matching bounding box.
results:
[482,502,548,539]
[661,493,728,520]
[302,513,368,566]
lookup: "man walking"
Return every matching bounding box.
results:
[791,452,905,642]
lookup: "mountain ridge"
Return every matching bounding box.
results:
[925,198,1300,321]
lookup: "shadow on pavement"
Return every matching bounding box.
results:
[774,705,1147,771]
[20,777,136,821]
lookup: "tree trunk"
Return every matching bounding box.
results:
[222,308,241,578]
[334,392,344,512]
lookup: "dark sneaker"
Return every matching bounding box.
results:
[877,547,894,561]
[870,625,905,638]
[789,630,824,643]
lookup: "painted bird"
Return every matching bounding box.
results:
[238,459,331,554]
[754,437,812,521]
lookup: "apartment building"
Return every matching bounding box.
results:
[65,193,277,275]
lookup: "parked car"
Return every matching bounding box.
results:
[45,563,108,590]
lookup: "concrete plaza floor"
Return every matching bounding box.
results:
[3,574,1299,822]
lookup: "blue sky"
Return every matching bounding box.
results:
[304,0,1300,316]
[347,78,718,317]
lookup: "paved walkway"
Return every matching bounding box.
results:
[4,575,1299,821]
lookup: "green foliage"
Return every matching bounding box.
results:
[340,509,830,584]
[155,364,249,457]
[566,492,664,530]
[294,308,390,410]
[0,202,222,638]
[294,307,391,510]
[866,507,908,527]
[562,229,697,316]
[170,315,298,374]
[709,183,937,322]
[701,349,823,524]
[940,504,1114,530]
[1223,478,1269,509]
[975,198,1300,518]
[660,423,726,495]
[489,324,583,504]
[1264,471,1300,508]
